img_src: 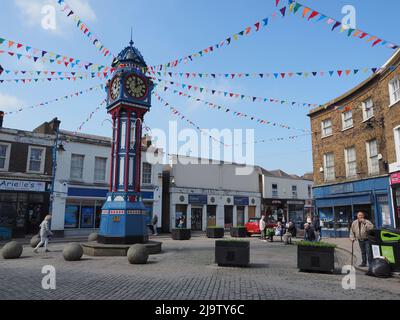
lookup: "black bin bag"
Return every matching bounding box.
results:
[366,258,392,279]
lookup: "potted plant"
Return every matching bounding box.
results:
[230,226,248,238]
[297,241,337,273]
[171,228,191,240]
[215,240,250,267]
[207,226,225,239]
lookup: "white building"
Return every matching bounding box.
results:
[261,169,314,228]
[51,131,164,236]
[165,155,262,231]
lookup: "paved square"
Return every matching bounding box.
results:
[1,237,399,300]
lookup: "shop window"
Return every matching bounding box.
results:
[362,98,374,121]
[321,119,332,138]
[175,204,187,228]
[207,205,217,227]
[70,154,85,180]
[27,146,45,173]
[95,204,102,229]
[65,205,79,228]
[224,206,233,229]
[394,126,400,162]
[341,110,353,130]
[389,76,400,106]
[366,140,379,175]
[80,206,95,228]
[345,147,357,178]
[142,163,152,184]
[144,203,153,226]
[237,206,245,226]
[377,195,391,227]
[0,143,11,171]
[289,204,305,230]
[94,157,107,182]
[323,153,335,181]
[272,184,278,197]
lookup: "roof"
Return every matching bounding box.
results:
[112,40,147,68]
[261,167,312,181]
[308,49,400,117]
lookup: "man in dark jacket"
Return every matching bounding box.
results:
[304,223,316,242]
[313,216,322,241]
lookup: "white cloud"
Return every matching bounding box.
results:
[14,0,97,35]
[0,93,24,111]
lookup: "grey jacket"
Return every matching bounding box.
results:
[350,220,374,241]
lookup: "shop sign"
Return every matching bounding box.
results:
[287,200,305,205]
[234,196,249,206]
[390,172,400,186]
[189,194,208,205]
[0,179,46,192]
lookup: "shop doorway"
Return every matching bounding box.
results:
[191,207,203,231]
[224,206,233,229]
[248,206,256,219]
[207,205,217,227]
[237,206,245,226]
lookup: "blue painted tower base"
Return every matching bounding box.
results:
[98,192,149,245]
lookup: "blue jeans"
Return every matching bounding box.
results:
[359,240,373,266]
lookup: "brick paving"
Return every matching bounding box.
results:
[1,236,400,300]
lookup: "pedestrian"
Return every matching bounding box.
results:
[259,215,267,240]
[304,223,316,242]
[350,211,374,268]
[313,215,322,241]
[152,214,159,236]
[178,217,185,229]
[275,221,284,242]
[288,221,297,238]
[33,215,53,254]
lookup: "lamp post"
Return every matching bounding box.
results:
[49,119,62,216]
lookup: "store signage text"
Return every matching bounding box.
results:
[0,179,46,192]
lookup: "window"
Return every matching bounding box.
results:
[0,143,11,171]
[142,162,152,184]
[389,77,400,106]
[324,153,335,181]
[366,140,380,175]
[70,154,85,180]
[308,185,312,199]
[345,147,357,178]
[292,185,298,198]
[27,146,45,173]
[94,157,107,182]
[321,119,333,137]
[342,111,353,130]
[272,184,278,197]
[362,98,374,121]
[395,126,400,162]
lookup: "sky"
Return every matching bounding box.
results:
[0,0,398,175]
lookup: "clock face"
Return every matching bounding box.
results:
[110,77,120,101]
[125,74,148,100]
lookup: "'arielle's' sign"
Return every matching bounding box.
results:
[0,179,46,192]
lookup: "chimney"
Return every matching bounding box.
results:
[0,111,4,128]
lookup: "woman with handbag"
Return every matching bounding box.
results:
[33,215,53,254]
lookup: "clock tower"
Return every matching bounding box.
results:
[98,39,154,245]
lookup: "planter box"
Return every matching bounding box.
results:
[297,245,335,273]
[207,228,225,239]
[230,227,248,238]
[215,240,250,267]
[171,229,191,241]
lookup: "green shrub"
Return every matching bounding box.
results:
[296,241,337,248]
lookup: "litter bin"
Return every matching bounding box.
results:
[368,228,400,272]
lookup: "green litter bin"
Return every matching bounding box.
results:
[368,228,400,272]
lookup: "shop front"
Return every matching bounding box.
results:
[314,176,393,238]
[390,172,400,228]
[263,199,287,222]
[0,179,50,238]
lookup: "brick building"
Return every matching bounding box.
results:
[309,49,400,237]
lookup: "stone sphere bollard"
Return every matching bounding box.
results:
[30,235,41,248]
[2,241,23,259]
[88,233,98,242]
[127,244,149,265]
[63,243,83,261]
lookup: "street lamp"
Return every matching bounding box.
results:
[49,119,62,216]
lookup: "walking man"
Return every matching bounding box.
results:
[152,214,159,236]
[259,215,266,240]
[33,215,53,254]
[350,211,374,268]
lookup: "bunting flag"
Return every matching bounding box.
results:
[0,68,115,78]
[154,83,311,133]
[154,92,229,147]
[4,84,104,115]
[0,37,108,71]
[0,65,3,76]
[149,65,397,80]
[147,5,288,71]
[281,1,399,50]
[75,100,107,133]
[57,0,114,59]
[151,77,320,108]
[0,74,108,84]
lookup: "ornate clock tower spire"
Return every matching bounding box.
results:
[98,39,154,245]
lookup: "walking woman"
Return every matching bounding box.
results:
[33,215,53,254]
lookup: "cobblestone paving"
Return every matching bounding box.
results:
[1,237,399,300]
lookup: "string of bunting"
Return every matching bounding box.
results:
[151,77,320,108]
[4,83,104,115]
[154,82,311,133]
[279,0,399,50]
[0,75,108,84]
[148,5,288,71]
[149,65,399,80]
[154,92,230,147]
[0,37,107,71]
[57,0,114,58]
[1,68,115,78]
[75,100,107,133]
